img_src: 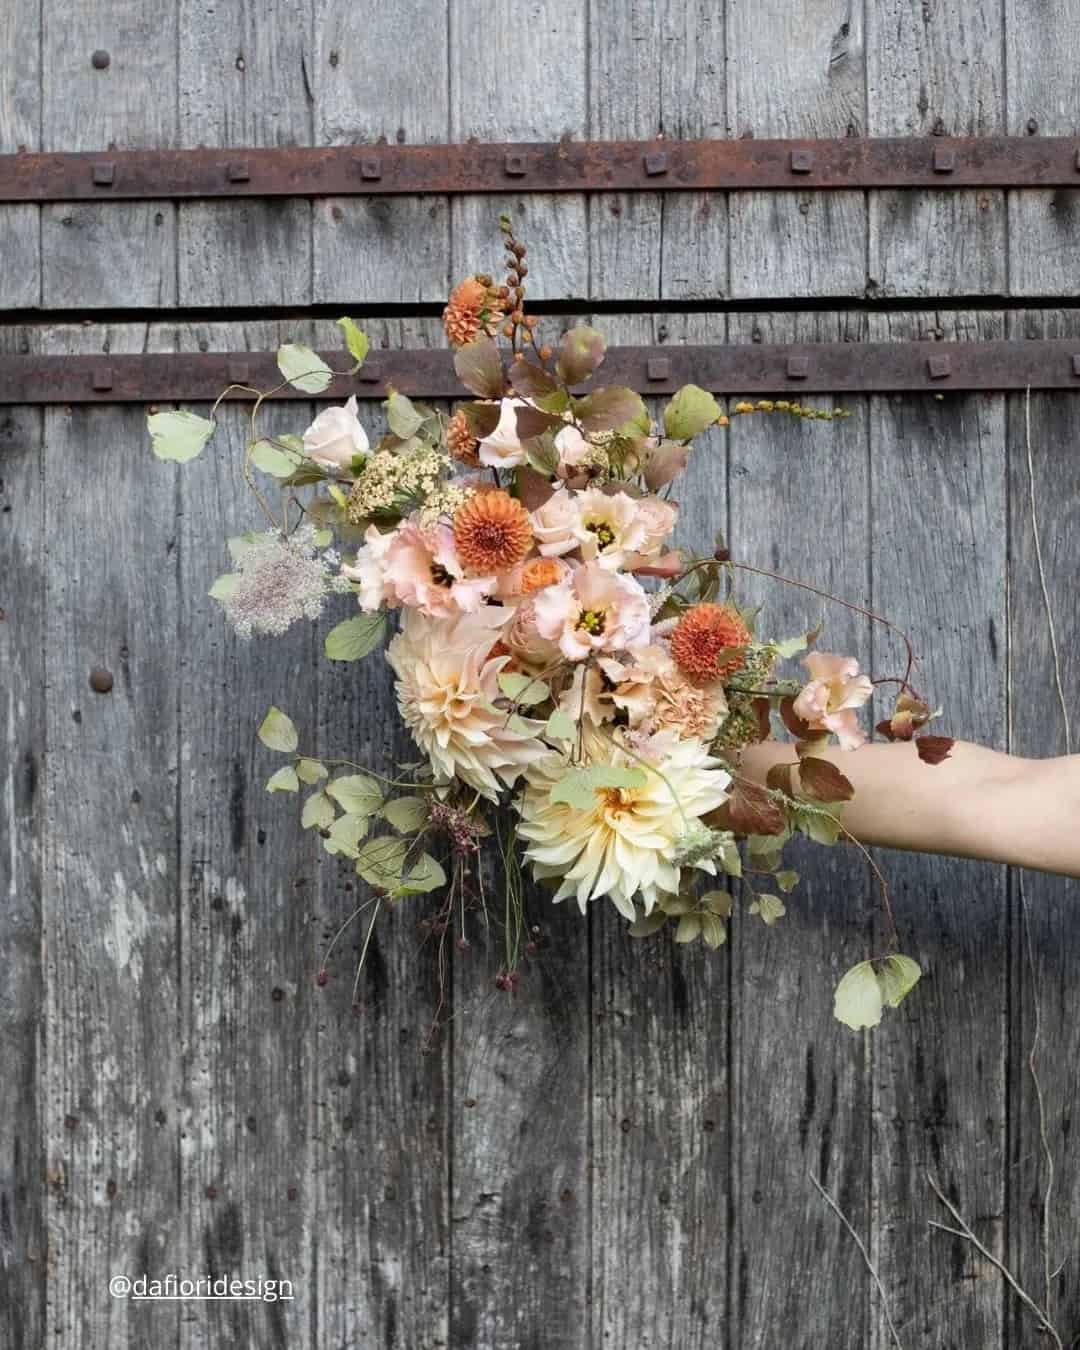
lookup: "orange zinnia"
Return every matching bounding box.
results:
[670,603,751,685]
[443,275,506,348]
[453,490,533,575]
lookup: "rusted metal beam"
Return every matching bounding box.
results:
[3,341,1080,404]
[1,137,1079,203]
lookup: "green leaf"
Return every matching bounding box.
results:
[301,791,336,831]
[833,956,922,1031]
[877,954,923,1009]
[258,707,299,753]
[549,765,647,811]
[356,835,409,888]
[453,338,504,400]
[398,852,447,894]
[381,795,429,833]
[313,528,334,548]
[772,624,822,660]
[509,360,561,401]
[556,326,606,385]
[749,893,786,926]
[326,773,383,817]
[208,572,241,600]
[385,390,425,440]
[498,671,550,707]
[266,765,300,793]
[227,532,258,563]
[663,384,721,440]
[572,386,646,433]
[774,869,800,893]
[323,812,369,857]
[628,910,668,937]
[675,913,702,944]
[148,410,215,463]
[324,613,386,661]
[544,709,576,741]
[250,439,299,477]
[700,913,728,949]
[796,808,843,846]
[337,316,369,367]
[458,400,503,440]
[702,890,733,918]
[277,342,333,394]
[296,757,328,784]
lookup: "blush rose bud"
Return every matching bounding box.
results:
[301,395,369,470]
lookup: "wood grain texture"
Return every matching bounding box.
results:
[173,321,319,1348]
[311,2,452,304]
[450,0,588,299]
[0,325,45,1350]
[178,0,315,306]
[867,310,1008,1350]
[727,310,873,1349]
[1005,307,1080,1348]
[1005,2,1080,295]
[866,0,1006,297]
[39,4,178,308]
[0,0,40,308]
[309,317,451,1350]
[588,3,727,299]
[590,314,730,1349]
[726,0,866,297]
[41,324,183,1346]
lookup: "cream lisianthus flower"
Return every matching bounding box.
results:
[517,725,731,919]
[386,608,547,800]
[573,487,650,568]
[532,562,651,661]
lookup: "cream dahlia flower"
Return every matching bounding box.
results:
[517,725,732,919]
[386,608,546,800]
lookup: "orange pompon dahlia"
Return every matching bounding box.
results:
[446,408,481,466]
[453,489,534,575]
[519,557,565,594]
[670,603,752,686]
[443,274,507,348]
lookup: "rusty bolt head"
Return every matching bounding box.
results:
[927,354,952,379]
[644,150,668,177]
[90,50,110,70]
[646,356,671,381]
[932,146,956,174]
[790,148,815,174]
[359,155,382,181]
[786,355,810,379]
[92,365,114,392]
[357,360,380,383]
[228,359,251,384]
[89,668,114,693]
[504,153,527,177]
[226,160,250,183]
[92,161,115,187]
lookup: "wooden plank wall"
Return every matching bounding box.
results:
[1,4,1078,1348]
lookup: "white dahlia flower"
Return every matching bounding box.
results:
[386,608,546,800]
[516,726,731,919]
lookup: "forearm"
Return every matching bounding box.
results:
[738,739,1080,878]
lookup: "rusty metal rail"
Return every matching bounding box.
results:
[1,136,1079,203]
[3,341,1079,404]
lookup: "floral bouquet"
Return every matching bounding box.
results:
[148,218,950,1030]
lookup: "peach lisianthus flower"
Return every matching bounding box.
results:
[341,524,395,611]
[530,487,582,558]
[382,519,496,618]
[532,562,652,662]
[792,652,874,750]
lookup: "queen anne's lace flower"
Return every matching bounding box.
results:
[222,525,350,638]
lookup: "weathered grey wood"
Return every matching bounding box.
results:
[1005,308,1080,1346]
[726,0,866,298]
[866,0,1006,296]
[0,326,45,1350]
[727,310,873,1348]
[308,318,451,1349]
[450,0,588,299]
[591,312,731,1348]
[1005,4,1080,294]
[41,324,183,1345]
[311,4,452,304]
[588,6,728,299]
[0,0,40,308]
[178,1,314,306]
[867,310,1008,1349]
[172,321,319,1348]
[40,7,178,308]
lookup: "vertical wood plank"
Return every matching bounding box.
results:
[866,0,1005,297]
[309,317,451,1349]
[311,3,451,304]
[726,310,873,1348]
[1005,307,1080,1345]
[178,1,314,306]
[0,326,45,1350]
[1005,4,1080,295]
[0,0,40,308]
[726,0,866,298]
[588,4,728,300]
[450,0,588,298]
[41,324,182,1346]
[867,310,1008,1349]
[590,312,731,1349]
[40,3,178,308]
[173,322,319,1349]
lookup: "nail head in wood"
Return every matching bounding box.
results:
[92,161,115,187]
[927,354,952,379]
[90,50,110,70]
[790,149,815,174]
[646,357,671,381]
[932,146,956,174]
[644,150,668,177]
[786,355,809,379]
[89,668,114,694]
